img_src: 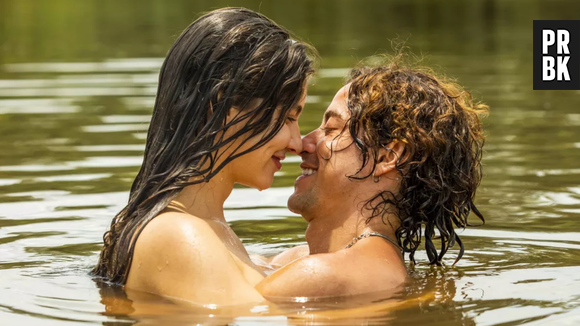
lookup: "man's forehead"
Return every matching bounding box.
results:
[335,84,350,100]
[324,84,350,121]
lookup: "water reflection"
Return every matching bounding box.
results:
[94,268,477,326]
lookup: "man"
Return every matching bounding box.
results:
[256,63,488,298]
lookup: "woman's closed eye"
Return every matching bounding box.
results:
[286,116,297,123]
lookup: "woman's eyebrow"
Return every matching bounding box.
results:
[293,104,303,115]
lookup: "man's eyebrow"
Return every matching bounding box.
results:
[324,109,344,122]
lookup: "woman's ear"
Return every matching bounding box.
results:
[226,98,263,124]
[374,140,406,177]
[227,107,241,121]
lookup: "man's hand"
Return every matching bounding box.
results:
[249,245,310,273]
[249,254,276,272]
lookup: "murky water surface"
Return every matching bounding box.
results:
[1,0,580,325]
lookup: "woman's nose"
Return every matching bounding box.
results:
[286,122,303,154]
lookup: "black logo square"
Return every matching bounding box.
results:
[533,20,580,90]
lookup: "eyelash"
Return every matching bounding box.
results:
[321,127,336,134]
[287,117,297,123]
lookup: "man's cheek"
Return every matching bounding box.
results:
[315,136,333,158]
[319,136,350,155]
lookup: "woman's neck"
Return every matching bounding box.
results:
[169,170,234,222]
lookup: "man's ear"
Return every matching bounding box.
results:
[374,140,406,177]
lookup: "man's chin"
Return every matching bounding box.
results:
[287,192,302,215]
[287,189,316,219]
[288,191,311,216]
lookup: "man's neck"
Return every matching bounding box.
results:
[304,206,399,255]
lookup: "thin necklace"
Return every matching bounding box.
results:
[345,232,404,254]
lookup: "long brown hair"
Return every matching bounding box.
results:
[93,7,316,283]
[345,59,488,265]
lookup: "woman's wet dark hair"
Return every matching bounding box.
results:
[341,58,487,266]
[93,7,316,283]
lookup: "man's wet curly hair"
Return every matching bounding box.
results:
[345,59,488,265]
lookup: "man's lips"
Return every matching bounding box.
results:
[299,162,317,169]
[297,162,318,180]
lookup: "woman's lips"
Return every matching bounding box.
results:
[271,157,282,171]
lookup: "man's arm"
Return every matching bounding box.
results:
[250,245,310,272]
[270,245,309,268]
[255,254,350,298]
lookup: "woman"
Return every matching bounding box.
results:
[92,7,316,306]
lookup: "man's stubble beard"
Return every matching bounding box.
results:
[288,185,320,220]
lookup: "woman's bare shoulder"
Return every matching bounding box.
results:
[127,211,264,304]
[135,212,224,255]
[126,212,229,291]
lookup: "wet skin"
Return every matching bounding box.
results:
[125,91,306,306]
[257,85,408,298]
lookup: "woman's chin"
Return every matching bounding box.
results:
[238,175,274,191]
[257,177,275,191]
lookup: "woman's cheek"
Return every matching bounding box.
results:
[266,124,286,148]
[275,125,291,149]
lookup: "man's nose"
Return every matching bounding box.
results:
[300,128,319,155]
[286,123,303,155]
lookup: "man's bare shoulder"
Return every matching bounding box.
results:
[256,251,355,298]
[270,244,310,267]
[256,247,406,299]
